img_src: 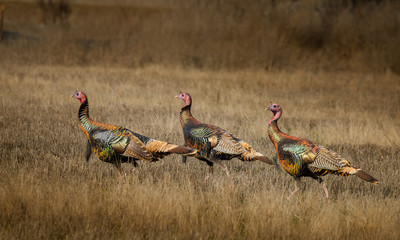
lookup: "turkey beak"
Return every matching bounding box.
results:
[266,106,271,111]
[175,95,179,98]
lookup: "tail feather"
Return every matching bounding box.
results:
[169,145,197,156]
[355,169,379,184]
[145,140,196,157]
[239,145,274,166]
[255,155,274,165]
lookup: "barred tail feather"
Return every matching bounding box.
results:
[355,169,379,184]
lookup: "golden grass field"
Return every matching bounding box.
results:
[0,1,400,239]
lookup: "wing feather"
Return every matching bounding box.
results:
[92,129,125,153]
[119,131,154,161]
[308,146,350,171]
[185,126,217,158]
[213,133,244,155]
[281,143,317,164]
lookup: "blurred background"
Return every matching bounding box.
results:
[1,0,399,73]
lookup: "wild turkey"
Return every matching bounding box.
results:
[266,102,378,199]
[71,91,197,183]
[176,92,273,181]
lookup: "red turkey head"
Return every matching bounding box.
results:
[267,102,281,113]
[266,102,282,124]
[176,92,192,107]
[71,91,87,104]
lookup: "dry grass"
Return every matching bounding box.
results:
[0,0,400,239]
[0,65,399,239]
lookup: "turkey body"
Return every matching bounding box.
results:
[72,91,197,180]
[267,102,378,199]
[87,126,175,167]
[177,92,273,181]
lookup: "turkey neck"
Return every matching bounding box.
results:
[180,105,200,128]
[268,121,285,145]
[268,113,288,146]
[78,98,95,135]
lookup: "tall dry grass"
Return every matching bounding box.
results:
[0,64,399,239]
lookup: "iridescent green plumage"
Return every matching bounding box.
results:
[267,102,378,199]
[72,91,197,180]
[177,92,273,181]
